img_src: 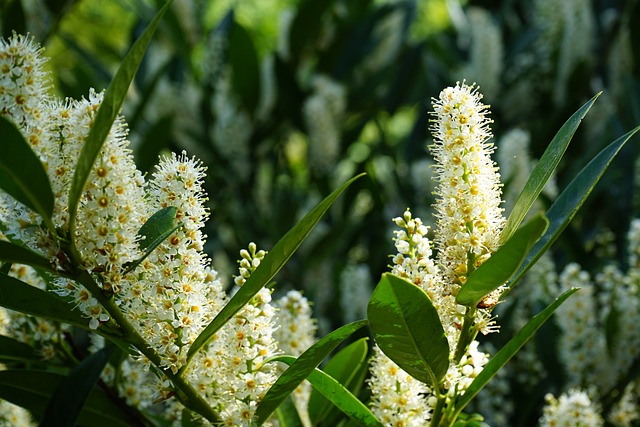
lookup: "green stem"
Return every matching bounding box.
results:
[74,271,223,425]
[429,393,446,427]
[453,307,476,364]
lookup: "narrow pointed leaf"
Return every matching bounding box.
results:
[0,369,134,427]
[453,288,578,415]
[0,240,54,272]
[271,355,383,427]
[309,338,369,425]
[41,345,116,427]
[67,0,172,243]
[500,93,600,244]
[510,126,640,289]
[186,174,365,366]
[457,214,548,307]
[0,335,40,363]
[367,273,449,387]
[0,273,89,328]
[0,116,54,229]
[256,319,368,424]
[123,206,181,274]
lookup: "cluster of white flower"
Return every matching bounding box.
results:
[369,82,502,426]
[0,34,286,426]
[540,388,604,427]
[0,391,34,427]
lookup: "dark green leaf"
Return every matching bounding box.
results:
[41,345,116,427]
[271,355,383,427]
[0,240,54,272]
[453,288,578,416]
[0,335,40,363]
[457,214,548,307]
[275,396,304,427]
[123,206,181,274]
[367,273,449,387]
[67,0,172,247]
[0,116,55,231]
[510,126,640,289]
[256,319,368,424]
[500,93,600,244]
[228,20,260,115]
[0,273,89,328]
[309,338,369,425]
[288,0,336,64]
[0,369,134,427]
[186,174,365,366]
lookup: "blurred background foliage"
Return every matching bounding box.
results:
[2,0,640,423]
[2,0,640,327]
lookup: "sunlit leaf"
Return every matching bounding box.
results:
[509,126,640,289]
[67,0,172,249]
[271,355,383,427]
[457,214,548,307]
[309,338,369,426]
[500,93,600,244]
[256,320,368,424]
[186,174,365,368]
[368,273,449,387]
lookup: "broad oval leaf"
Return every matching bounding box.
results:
[185,174,365,368]
[256,319,368,425]
[453,288,579,416]
[41,345,116,427]
[0,273,89,328]
[67,0,172,249]
[308,338,369,426]
[509,126,640,290]
[0,116,54,231]
[270,355,383,427]
[367,273,449,387]
[456,214,548,307]
[500,93,600,244]
[0,369,135,427]
[0,240,53,272]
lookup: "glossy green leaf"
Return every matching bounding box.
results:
[0,273,89,328]
[500,93,600,244]
[41,345,116,427]
[67,0,172,248]
[0,369,134,427]
[0,335,40,363]
[309,338,369,426]
[270,355,383,427]
[256,319,368,424]
[453,288,578,416]
[509,126,640,290]
[0,240,54,272]
[185,174,365,367]
[123,206,181,274]
[0,116,55,231]
[367,273,449,387]
[457,214,548,307]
